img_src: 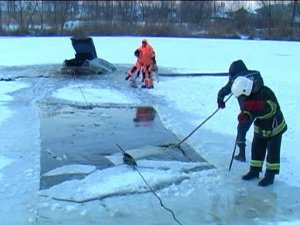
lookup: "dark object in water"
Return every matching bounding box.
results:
[123,152,137,167]
[61,36,116,75]
[116,144,137,168]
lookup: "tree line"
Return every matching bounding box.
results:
[0,1,300,40]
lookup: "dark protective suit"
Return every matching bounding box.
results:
[217,60,264,156]
[237,85,287,174]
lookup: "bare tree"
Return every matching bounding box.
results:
[35,1,51,32]
[256,0,293,37]
[43,1,75,34]
[226,0,249,12]
[179,1,213,27]
[0,2,3,31]
[81,1,106,22]
[104,1,114,24]
[115,0,138,25]
[157,1,176,24]
[138,1,152,25]
[0,0,299,39]
[7,1,38,33]
[291,0,300,25]
[146,1,161,24]
[226,1,255,33]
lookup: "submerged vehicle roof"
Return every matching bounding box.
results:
[71,37,97,59]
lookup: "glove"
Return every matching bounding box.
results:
[152,56,156,64]
[150,64,158,73]
[244,100,264,111]
[125,71,133,80]
[217,98,225,109]
[238,112,249,123]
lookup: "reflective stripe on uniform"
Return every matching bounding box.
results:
[254,118,286,137]
[266,162,280,171]
[243,110,252,117]
[257,100,277,120]
[250,160,263,168]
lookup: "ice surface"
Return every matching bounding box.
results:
[41,164,97,177]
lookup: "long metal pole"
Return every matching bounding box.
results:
[229,137,238,171]
[174,94,233,147]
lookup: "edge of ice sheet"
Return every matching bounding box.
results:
[39,165,192,203]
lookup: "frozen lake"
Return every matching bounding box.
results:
[1,35,300,225]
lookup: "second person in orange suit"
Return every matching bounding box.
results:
[126,49,143,87]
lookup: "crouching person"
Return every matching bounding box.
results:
[231,76,287,187]
[126,49,143,87]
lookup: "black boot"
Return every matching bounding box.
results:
[258,171,275,187]
[234,153,246,162]
[234,144,246,162]
[242,169,259,180]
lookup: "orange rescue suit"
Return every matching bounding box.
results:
[139,44,154,66]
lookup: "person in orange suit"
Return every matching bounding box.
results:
[138,38,157,88]
[126,49,143,87]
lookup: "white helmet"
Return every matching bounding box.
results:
[231,76,253,97]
